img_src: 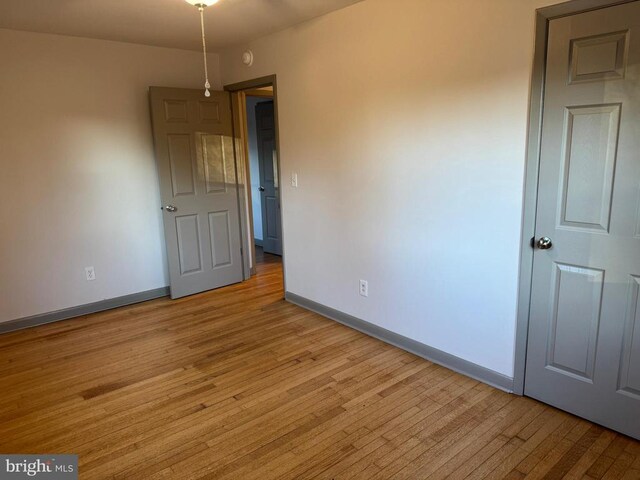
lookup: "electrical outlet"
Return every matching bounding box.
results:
[359,279,368,297]
[291,172,298,188]
[85,266,96,281]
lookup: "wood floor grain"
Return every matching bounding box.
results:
[1,254,639,479]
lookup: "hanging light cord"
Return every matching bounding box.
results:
[198,5,211,97]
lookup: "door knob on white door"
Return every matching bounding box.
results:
[163,205,178,213]
[258,186,265,192]
[536,237,553,250]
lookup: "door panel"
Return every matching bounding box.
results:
[560,104,620,232]
[164,100,189,123]
[175,215,203,275]
[256,101,282,256]
[208,211,232,268]
[547,263,604,381]
[198,100,221,124]
[525,1,640,440]
[202,134,228,194]
[620,276,640,396]
[168,134,196,197]
[570,31,629,83]
[150,88,244,299]
[265,195,280,240]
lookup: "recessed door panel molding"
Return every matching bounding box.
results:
[222,136,236,188]
[546,264,604,381]
[208,211,232,268]
[175,214,203,276]
[163,100,188,123]
[150,87,244,299]
[199,101,221,124]
[201,134,228,194]
[265,196,279,240]
[619,276,640,397]
[560,104,621,232]
[263,139,276,184]
[167,134,196,197]
[569,30,629,84]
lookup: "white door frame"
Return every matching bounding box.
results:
[513,0,639,395]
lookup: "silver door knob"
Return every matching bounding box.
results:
[536,237,553,250]
[163,205,177,213]
[258,186,265,192]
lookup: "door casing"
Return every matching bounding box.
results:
[514,0,639,395]
[224,75,286,292]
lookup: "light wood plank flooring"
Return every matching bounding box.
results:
[1,255,639,479]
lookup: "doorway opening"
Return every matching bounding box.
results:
[226,76,284,286]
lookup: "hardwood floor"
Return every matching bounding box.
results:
[1,257,639,479]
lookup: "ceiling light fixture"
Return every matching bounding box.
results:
[185,0,220,97]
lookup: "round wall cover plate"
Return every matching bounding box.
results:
[242,50,254,66]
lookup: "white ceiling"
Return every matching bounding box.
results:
[0,0,365,51]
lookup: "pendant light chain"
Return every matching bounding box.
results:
[199,6,211,97]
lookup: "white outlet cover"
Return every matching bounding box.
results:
[359,280,368,297]
[85,266,96,281]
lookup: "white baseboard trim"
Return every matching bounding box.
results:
[285,292,514,393]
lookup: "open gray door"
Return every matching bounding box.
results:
[525,2,640,440]
[150,87,243,299]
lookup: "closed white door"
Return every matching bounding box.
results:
[525,2,640,440]
[150,87,244,299]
